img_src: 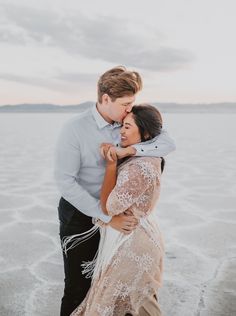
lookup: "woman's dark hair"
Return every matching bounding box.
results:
[131,104,165,172]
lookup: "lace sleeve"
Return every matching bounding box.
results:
[106,160,159,216]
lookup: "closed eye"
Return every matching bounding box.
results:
[124,123,132,127]
[123,103,132,107]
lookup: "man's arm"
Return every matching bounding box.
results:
[54,121,111,223]
[116,129,176,159]
[133,129,176,157]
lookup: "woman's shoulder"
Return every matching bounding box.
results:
[134,156,162,163]
[121,157,162,178]
[131,156,162,168]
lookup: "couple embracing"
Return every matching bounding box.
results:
[55,66,175,316]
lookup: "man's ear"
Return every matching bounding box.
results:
[102,94,109,104]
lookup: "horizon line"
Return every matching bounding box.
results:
[1,101,236,107]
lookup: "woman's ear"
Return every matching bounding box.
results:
[144,132,150,141]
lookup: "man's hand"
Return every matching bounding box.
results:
[109,212,139,234]
[115,146,136,159]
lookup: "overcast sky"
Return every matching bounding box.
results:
[0,0,235,105]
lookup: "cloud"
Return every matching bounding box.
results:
[55,72,97,83]
[0,73,76,92]
[0,70,100,94]
[0,3,194,72]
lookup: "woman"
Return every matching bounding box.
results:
[65,104,165,316]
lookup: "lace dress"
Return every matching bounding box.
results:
[71,157,165,316]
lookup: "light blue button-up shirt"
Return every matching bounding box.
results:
[55,104,176,223]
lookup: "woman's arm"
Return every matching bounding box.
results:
[100,147,118,215]
[106,159,160,216]
[99,144,139,234]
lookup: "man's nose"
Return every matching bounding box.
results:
[126,104,133,112]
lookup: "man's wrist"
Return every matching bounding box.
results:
[128,146,136,156]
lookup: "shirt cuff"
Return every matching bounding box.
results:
[93,218,108,227]
[98,213,112,223]
[96,203,111,223]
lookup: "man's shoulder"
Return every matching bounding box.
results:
[63,108,93,130]
[57,109,94,142]
[68,109,92,124]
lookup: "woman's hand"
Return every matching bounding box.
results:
[100,143,114,158]
[100,143,136,160]
[100,143,118,164]
[105,147,118,164]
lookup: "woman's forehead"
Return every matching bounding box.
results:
[123,113,134,124]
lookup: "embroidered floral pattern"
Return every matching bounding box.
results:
[116,169,129,187]
[71,157,164,316]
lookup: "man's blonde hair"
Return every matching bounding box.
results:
[97,66,142,103]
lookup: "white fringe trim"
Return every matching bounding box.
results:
[82,213,162,281]
[62,213,162,281]
[88,226,132,280]
[62,225,99,257]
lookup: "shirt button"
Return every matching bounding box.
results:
[141,149,144,152]
[155,146,158,148]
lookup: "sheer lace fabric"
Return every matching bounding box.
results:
[71,157,164,316]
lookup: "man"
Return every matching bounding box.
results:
[55,66,175,316]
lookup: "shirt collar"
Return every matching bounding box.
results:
[91,104,122,129]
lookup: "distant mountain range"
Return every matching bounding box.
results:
[0,102,236,113]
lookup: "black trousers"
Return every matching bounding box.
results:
[58,197,100,316]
